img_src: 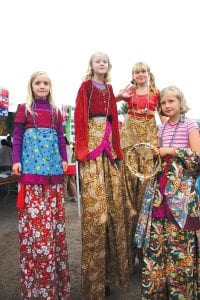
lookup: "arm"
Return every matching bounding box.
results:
[74,83,89,162]
[110,85,123,160]
[189,128,200,152]
[12,104,27,175]
[56,110,68,173]
[152,128,200,157]
[151,145,176,157]
[115,84,135,102]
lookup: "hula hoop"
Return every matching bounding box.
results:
[126,142,161,180]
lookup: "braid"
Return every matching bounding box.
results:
[149,72,157,94]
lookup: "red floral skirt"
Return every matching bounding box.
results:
[18,184,71,299]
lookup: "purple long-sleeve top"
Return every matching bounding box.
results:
[12,99,67,184]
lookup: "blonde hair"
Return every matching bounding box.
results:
[26,71,56,113]
[131,62,158,94]
[83,52,112,83]
[158,86,190,116]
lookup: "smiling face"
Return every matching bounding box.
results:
[31,74,51,100]
[132,67,149,86]
[91,53,110,77]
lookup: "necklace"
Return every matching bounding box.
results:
[160,120,180,147]
[132,88,150,116]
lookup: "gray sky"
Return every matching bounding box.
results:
[1,0,199,118]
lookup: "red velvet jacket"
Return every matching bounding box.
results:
[74,79,123,162]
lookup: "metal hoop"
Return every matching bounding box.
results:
[126,142,161,180]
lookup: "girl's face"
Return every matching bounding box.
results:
[160,93,181,119]
[31,74,51,100]
[91,54,109,76]
[132,68,149,85]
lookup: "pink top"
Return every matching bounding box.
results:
[158,117,199,147]
[153,117,199,230]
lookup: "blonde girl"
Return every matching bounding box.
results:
[12,71,71,299]
[116,62,165,273]
[74,52,129,299]
[135,86,200,299]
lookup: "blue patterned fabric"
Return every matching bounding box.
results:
[134,148,200,249]
[196,176,200,197]
[22,128,63,176]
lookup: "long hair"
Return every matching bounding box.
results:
[26,71,56,113]
[83,52,112,83]
[158,85,190,116]
[131,62,158,94]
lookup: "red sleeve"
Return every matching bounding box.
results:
[14,104,26,124]
[109,85,123,160]
[74,82,89,162]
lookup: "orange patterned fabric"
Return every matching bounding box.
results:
[79,119,129,300]
[120,115,159,273]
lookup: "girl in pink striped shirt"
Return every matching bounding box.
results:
[135,86,200,299]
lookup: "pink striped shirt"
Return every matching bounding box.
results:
[158,117,199,147]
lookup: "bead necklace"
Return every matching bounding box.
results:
[131,88,150,117]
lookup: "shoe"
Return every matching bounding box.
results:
[105,286,111,296]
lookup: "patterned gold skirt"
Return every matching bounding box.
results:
[120,115,158,273]
[79,118,129,300]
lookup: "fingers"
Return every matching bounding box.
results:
[150,145,160,156]
[62,162,68,172]
[12,163,21,176]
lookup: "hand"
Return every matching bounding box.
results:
[12,162,22,176]
[62,161,68,173]
[150,145,160,156]
[151,146,175,157]
[159,147,176,157]
[117,84,135,99]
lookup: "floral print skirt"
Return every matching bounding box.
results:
[142,218,200,300]
[120,116,159,273]
[18,184,71,299]
[79,119,129,300]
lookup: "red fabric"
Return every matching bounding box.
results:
[16,183,25,208]
[74,80,123,162]
[18,184,71,298]
[159,156,173,194]
[74,82,89,162]
[125,90,159,111]
[64,164,76,175]
[14,103,63,130]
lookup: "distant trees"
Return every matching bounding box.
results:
[119,102,128,115]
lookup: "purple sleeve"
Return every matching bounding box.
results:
[56,110,67,162]
[57,124,67,161]
[12,123,25,163]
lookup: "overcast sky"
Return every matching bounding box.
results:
[1,0,199,118]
